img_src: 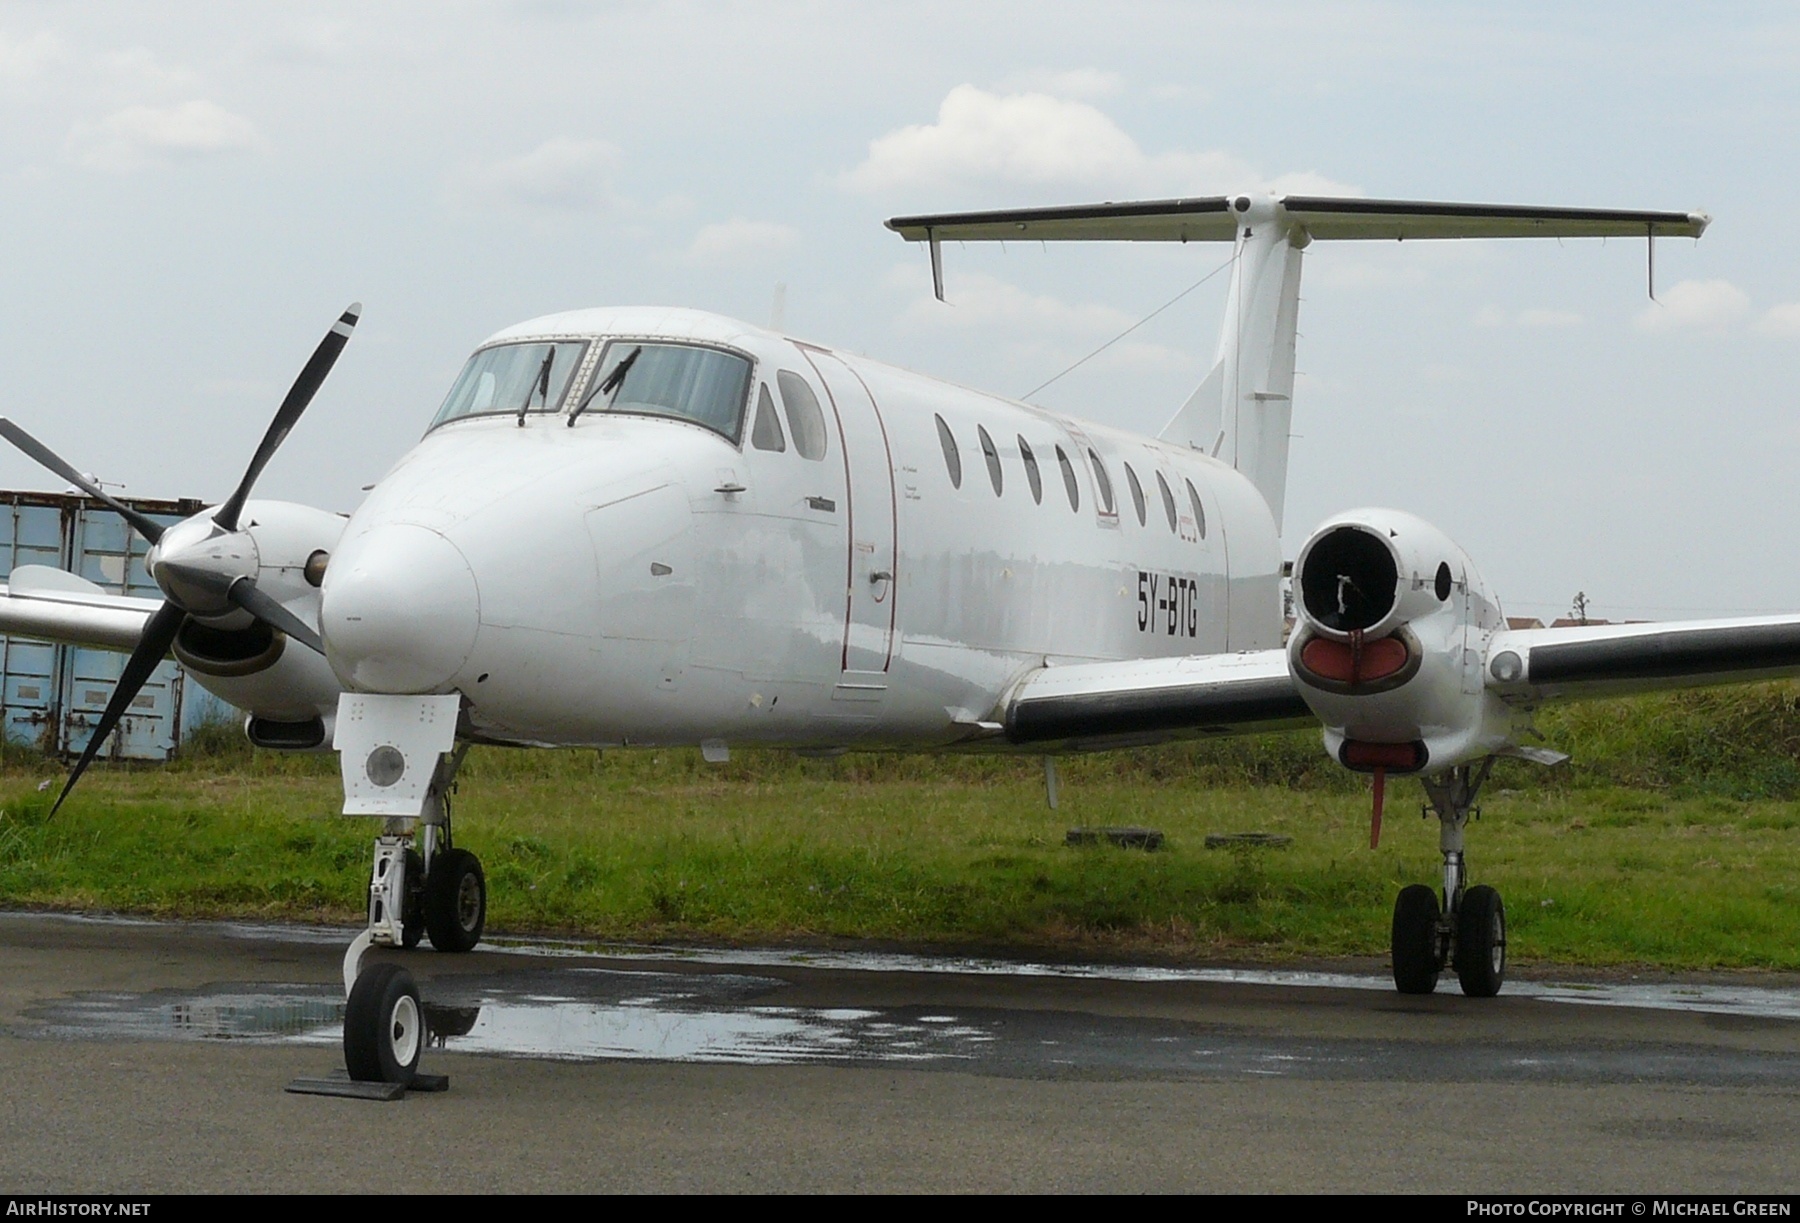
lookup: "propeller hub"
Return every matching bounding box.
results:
[147,515,260,616]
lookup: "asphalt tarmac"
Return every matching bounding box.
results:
[2,910,1797,1194]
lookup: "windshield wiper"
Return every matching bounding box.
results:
[516,348,556,426]
[568,345,642,426]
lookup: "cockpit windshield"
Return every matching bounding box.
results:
[574,341,753,442]
[430,340,589,429]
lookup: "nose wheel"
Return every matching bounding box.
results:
[1389,759,1506,998]
[343,962,423,1085]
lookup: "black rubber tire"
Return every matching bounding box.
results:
[1455,884,1507,998]
[424,848,486,953]
[1391,883,1442,995]
[343,962,422,1084]
[400,849,425,950]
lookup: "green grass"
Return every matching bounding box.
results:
[2,686,1799,968]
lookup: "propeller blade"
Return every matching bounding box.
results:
[214,303,361,532]
[0,419,166,545]
[227,578,325,655]
[51,600,185,817]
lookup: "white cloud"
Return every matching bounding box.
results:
[0,30,64,83]
[992,68,1123,99]
[1518,308,1583,328]
[456,137,620,211]
[94,47,200,95]
[1635,278,1751,332]
[1477,306,1583,328]
[65,100,267,172]
[889,264,1135,337]
[1754,302,1800,338]
[842,84,1352,198]
[683,218,799,266]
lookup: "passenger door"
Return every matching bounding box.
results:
[796,346,898,682]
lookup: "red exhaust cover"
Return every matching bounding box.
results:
[1340,739,1428,772]
[1300,634,1410,684]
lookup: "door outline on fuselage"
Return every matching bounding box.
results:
[794,343,899,673]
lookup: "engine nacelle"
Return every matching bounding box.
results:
[174,499,348,748]
[1288,508,1513,774]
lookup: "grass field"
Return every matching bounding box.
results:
[1,685,1798,969]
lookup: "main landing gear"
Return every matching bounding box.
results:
[1390,758,1507,998]
[334,694,484,1087]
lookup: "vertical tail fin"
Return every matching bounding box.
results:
[1160,200,1306,531]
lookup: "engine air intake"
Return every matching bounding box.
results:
[1299,526,1397,633]
[172,616,286,678]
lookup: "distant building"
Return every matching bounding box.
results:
[0,491,233,761]
[1506,616,1546,630]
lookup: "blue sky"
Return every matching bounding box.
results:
[0,1,1795,621]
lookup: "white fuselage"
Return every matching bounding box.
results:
[317,307,1285,750]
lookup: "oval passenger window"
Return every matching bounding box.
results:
[1019,436,1043,504]
[1156,472,1177,532]
[978,425,1003,496]
[935,414,962,489]
[1185,479,1207,540]
[1088,450,1115,516]
[1055,445,1080,512]
[1125,464,1146,526]
[775,371,828,460]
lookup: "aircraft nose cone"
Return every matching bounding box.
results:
[321,524,480,693]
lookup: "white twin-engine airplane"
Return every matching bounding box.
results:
[1,191,1788,1087]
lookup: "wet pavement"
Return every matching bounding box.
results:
[8,912,1800,1086]
[19,961,1800,1087]
[4,910,1799,1191]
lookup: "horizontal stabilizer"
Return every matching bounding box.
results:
[887,196,1709,244]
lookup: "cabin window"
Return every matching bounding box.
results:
[1088,450,1115,517]
[750,384,786,452]
[1055,445,1080,512]
[1125,463,1147,526]
[935,415,962,489]
[776,371,828,461]
[978,425,1003,496]
[1019,436,1043,504]
[1185,478,1208,540]
[578,341,753,443]
[1156,472,1177,532]
[431,340,590,428]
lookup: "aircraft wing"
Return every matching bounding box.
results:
[997,612,1800,753]
[0,565,160,653]
[886,196,1708,244]
[1001,649,1311,750]
[1484,615,1800,704]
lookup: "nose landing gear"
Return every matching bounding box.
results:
[1390,758,1506,998]
[333,694,486,1087]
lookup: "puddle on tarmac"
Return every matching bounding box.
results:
[23,968,1800,1086]
[22,969,999,1067]
[9,911,1800,1031]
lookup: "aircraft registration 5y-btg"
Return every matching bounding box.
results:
[4,191,1793,1086]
